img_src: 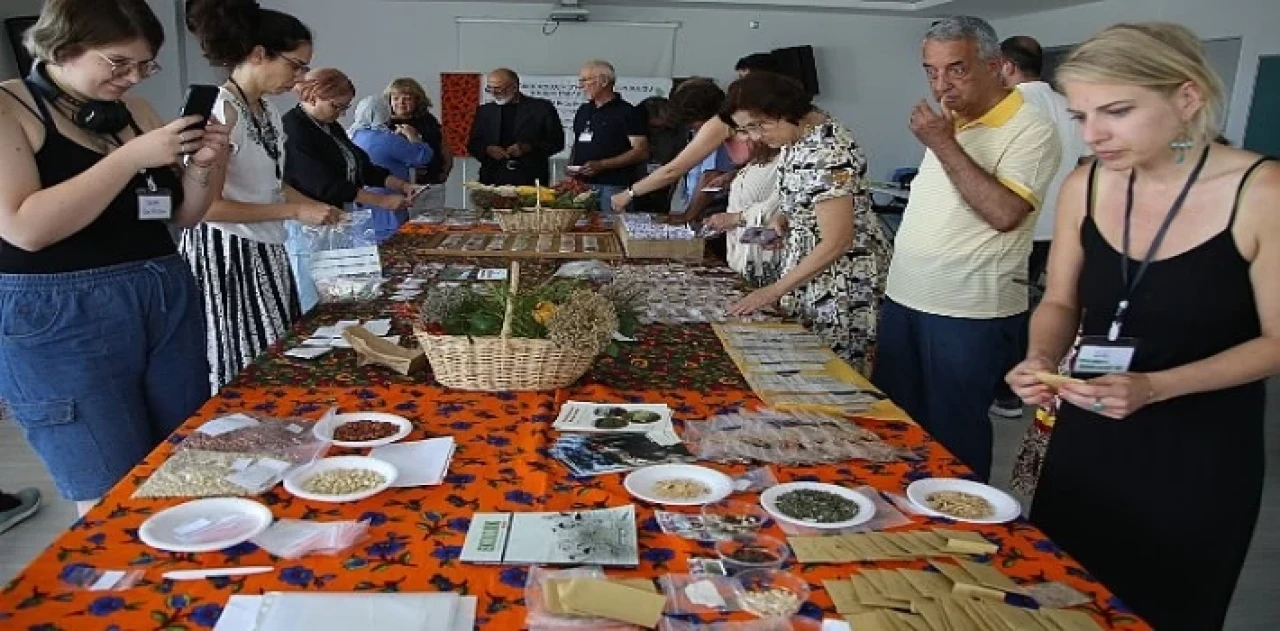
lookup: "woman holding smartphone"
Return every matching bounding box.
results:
[184,0,340,392]
[0,0,229,515]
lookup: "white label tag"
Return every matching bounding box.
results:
[198,414,260,436]
[137,190,173,220]
[1074,343,1136,374]
[685,580,727,609]
[578,131,594,142]
[174,518,213,537]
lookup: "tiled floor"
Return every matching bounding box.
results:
[3,380,1278,627]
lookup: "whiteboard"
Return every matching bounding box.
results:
[486,75,673,160]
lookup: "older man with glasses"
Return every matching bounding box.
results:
[467,68,563,186]
[871,16,1061,481]
[569,59,649,212]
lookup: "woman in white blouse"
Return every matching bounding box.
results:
[703,140,782,287]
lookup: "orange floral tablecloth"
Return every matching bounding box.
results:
[0,231,1152,631]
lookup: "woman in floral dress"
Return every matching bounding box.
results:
[723,73,892,374]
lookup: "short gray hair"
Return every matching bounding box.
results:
[581,59,617,86]
[926,16,1000,60]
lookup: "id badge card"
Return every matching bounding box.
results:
[578,129,594,143]
[137,188,173,221]
[1073,335,1138,375]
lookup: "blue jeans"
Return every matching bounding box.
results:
[591,184,631,214]
[0,255,208,500]
[871,298,1026,481]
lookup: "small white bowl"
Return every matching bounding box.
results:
[283,456,398,503]
[623,464,734,506]
[906,478,1021,524]
[760,482,876,530]
[313,412,413,449]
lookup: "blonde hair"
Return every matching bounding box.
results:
[383,77,432,117]
[1056,22,1225,144]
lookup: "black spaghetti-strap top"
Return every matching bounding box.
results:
[0,83,183,274]
[1074,158,1267,410]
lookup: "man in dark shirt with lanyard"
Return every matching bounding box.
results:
[569,59,649,212]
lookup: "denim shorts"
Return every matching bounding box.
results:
[0,255,209,501]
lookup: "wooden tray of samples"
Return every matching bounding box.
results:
[419,231,623,260]
[614,222,706,260]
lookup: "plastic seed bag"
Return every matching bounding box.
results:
[660,575,742,615]
[59,566,145,592]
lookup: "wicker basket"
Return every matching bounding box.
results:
[414,262,599,391]
[494,206,584,233]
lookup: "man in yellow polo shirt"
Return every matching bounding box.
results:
[872,16,1060,481]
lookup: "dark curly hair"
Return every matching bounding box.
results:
[185,0,312,68]
[721,72,813,125]
[669,78,725,126]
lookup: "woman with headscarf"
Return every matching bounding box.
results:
[349,95,434,241]
[283,68,419,311]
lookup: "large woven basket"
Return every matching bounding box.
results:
[414,262,599,391]
[494,206,583,233]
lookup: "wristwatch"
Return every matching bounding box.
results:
[626,187,636,198]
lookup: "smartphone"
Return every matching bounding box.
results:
[180,84,220,133]
[739,228,781,245]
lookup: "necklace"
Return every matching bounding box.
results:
[228,77,282,180]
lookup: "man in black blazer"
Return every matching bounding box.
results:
[467,68,564,186]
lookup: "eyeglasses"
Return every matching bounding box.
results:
[484,84,514,95]
[734,120,775,135]
[279,53,311,75]
[92,50,160,80]
[330,100,353,112]
[576,76,599,87]
[924,64,970,82]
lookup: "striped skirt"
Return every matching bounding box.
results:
[179,224,300,393]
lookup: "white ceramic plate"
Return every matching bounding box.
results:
[906,478,1022,524]
[760,482,877,530]
[623,464,734,506]
[138,498,273,553]
[283,456,398,503]
[313,412,413,448]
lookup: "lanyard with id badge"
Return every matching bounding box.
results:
[136,169,173,221]
[1074,146,1210,376]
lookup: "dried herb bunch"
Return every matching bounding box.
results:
[416,279,619,350]
[546,289,619,353]
[596,279,648,337]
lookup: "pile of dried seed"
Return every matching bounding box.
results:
[332,420,400,442]
[301,468,387,495]
[133,450,268,498]
[774,489,859,523]
[182,419,316,456]
[738,586,802,617]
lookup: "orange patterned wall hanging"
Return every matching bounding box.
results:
[440,72,481,158]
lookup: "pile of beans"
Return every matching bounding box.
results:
[332,420,400,442]
[301,468,387,495]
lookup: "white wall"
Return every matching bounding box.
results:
[995,0,1280,144]
[179,0,934,204]
[1,0,186,119]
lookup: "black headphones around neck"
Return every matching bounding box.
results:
[26,61,134,136]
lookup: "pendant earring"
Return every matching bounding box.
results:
[1170,132,1194,164]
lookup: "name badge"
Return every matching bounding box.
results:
[1073,335,1138,375]
[578,130,594,143]
[137,188,173,221]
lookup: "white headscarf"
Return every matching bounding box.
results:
[348,95,393,135]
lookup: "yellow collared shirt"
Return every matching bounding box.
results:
[886,90,1061,319]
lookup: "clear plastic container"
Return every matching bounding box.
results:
[732,569,810,619]
[715,533,790,575]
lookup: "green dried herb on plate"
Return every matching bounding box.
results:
[774,489,859,523]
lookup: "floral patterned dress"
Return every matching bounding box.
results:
[776,115,892,375]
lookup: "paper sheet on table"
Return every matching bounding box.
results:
[451,596,477,631]
[370,437,455,487]
[256,592,459,631]
[213,595,263,631]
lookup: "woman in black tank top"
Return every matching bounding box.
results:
[1006,24,1280,630]
[0,0,229,514]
